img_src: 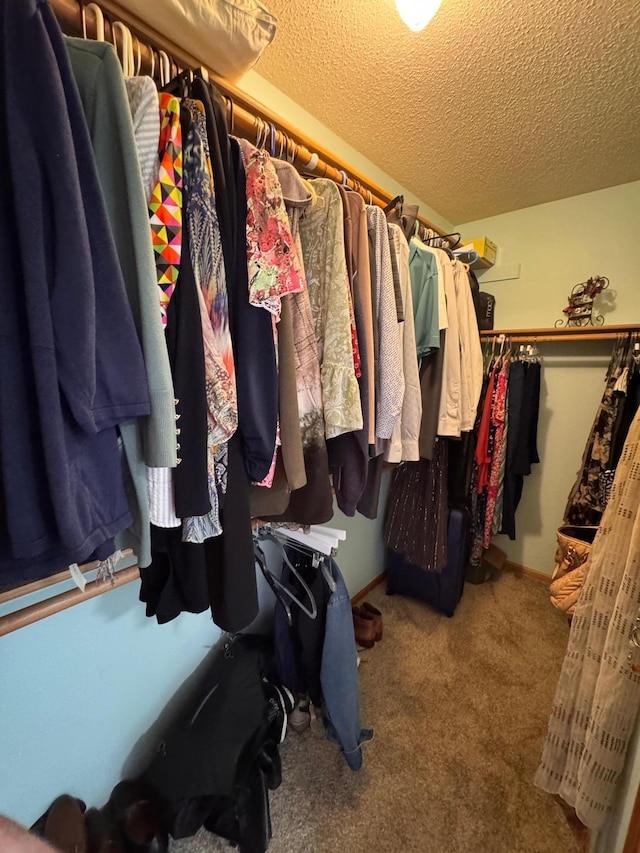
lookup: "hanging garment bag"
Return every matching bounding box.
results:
[386,508,469,617]
[124,0,277,81]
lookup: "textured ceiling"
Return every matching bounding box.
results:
[254,0,640,223]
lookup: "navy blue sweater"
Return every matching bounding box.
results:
[0,0,150,586]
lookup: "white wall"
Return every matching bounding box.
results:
[456,180,640,574]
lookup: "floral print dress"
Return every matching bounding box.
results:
[484,358,509,548]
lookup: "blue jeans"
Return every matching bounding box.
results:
[320,559,373,770]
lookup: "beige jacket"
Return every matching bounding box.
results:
[386,225,422,462]
[453,260,484,432]
[437,252,462,437]
[346,193,376,446]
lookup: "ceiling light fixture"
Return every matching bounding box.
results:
[395,0,442,31]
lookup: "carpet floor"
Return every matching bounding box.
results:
[172,571,579,853]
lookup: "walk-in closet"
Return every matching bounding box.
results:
[1,1,640,852]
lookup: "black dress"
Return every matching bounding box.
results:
[384,438,449,572]
[500,361,541,539]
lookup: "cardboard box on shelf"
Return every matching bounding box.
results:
[464,237,497,269]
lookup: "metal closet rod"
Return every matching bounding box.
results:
[51,0,447,237]
[479,324,640,343]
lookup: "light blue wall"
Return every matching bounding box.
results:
[0,576,223,825]
[0,488,388,828]
[330,477,390,596]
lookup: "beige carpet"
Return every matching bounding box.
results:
[172,571,579,853]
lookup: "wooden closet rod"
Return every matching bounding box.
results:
[480,323,640,343]
[51,0,447,237]
[0,549,135,606]
[0,562,140,638]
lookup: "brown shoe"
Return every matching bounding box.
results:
[84,808,125,853]
[360,601,383,641]
[40,795,87,853]
[352,605,377,649]
[104,779,168,853]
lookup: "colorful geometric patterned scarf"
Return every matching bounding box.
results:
[149,92,183,325]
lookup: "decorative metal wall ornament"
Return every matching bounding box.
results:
[556,276,610,327]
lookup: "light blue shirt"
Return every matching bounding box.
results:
[409,238,440,357]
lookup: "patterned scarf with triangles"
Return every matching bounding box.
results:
[149,92,183,325]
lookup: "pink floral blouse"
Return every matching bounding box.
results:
[237,138,304,318]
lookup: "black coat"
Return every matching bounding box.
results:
[166,106,210,519]
[142,636,285,849]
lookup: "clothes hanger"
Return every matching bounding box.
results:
[254,534,318,620]
[498,334,507,360]
[482,340,493,376]
[133,35,142,76]
[259,537,319,621]
[254,116,265,149]
[124,25,135,77]
[228,97,235,134]
[530,340,541,363]
[631,332,640,368]
[82,2,105,41]
[383,195,404,215]
[158,50,171,88]
[272,531,337,594]
[487,334,502,372]
[286,135,297,164]
[268,526,339,593]
[254,542,292,626]
[616,333,631,372]
[269,123,277,157]
[320,557,337,592]
[276,133,287,160]
[260,118,269,150]
[423,231,462,249]
[168,66,194,98]
[453,248,479,266]
[111,22,133,77]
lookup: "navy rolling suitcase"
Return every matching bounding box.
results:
[386,508,469,617]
